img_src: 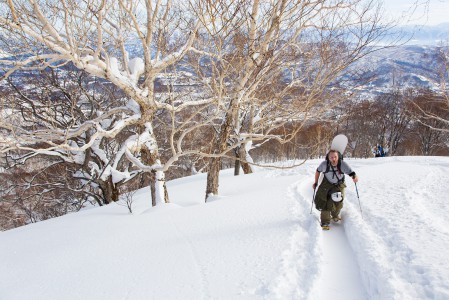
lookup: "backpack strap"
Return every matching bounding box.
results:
[325,161,345,185]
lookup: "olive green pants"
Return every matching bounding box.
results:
[320,200,343,224]
[315,176,346,224]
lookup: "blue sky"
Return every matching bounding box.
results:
[382,0,449,25]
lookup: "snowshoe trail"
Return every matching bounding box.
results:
[349,159,449,299]
[312,218,366,300]
[269,173,367,299]
[295,180,367,300]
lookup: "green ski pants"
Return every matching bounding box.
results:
[315,176,346,224]
[320,201,343,224]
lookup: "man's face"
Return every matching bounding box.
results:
[329,152,339,166]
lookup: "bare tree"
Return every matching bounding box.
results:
[0,0,206,205]
[370,91,412,155]
[117,188,137,214]
[407,90,449,155]
[341,100,380,158]
[190,0,392,200]
[408,47,449,133]
[0,0,399,207]
[1,65,144,203]
[0,160,89,227]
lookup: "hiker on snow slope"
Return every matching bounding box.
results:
[312,149,358,229]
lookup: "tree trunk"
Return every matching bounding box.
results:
[139,172,151,189]
[149,171,157,207]
[205,99,239,201]
[206,157,221,201]
[141,146,170,206]
[234,149,241,176]
[155,170,169,205]
[238,145,253,174]
[138,105,170,206]
[110,178,120,203]
[205,116,234,201]
[234,146,253,175]
[99,177,120,204]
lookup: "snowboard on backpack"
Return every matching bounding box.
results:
[330,134,348,155]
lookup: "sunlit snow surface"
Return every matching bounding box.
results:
[1,156,448,300]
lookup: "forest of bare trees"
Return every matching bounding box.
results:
[0,0,448,230]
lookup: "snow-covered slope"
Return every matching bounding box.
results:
[1,156,449,299]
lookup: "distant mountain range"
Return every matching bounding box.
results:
[1,24,448,98]
[398,23,449,46]
[335,23,448,98]
[345,43,447,98]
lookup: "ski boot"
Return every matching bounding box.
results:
[332,216,341,223]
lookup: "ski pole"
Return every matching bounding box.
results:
[355,182,363,218]
[310,186,316,214]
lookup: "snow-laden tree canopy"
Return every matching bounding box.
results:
[0,0,398,206]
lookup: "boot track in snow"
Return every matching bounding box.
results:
[271,177,367,299]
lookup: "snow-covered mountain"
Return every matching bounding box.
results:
[400,23,449,46]
[347,44,446,98]
[1,156,448,299]
[340,23,449,97]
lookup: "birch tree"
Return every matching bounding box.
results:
[1,68,141,205]
[0,0,203,205]
[192,0,391,201]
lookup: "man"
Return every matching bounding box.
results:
[313,150,358,230]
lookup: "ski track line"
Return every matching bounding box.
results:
[343,190,417,300]
[311,218,367,300]
[375,162,449,299]
[267,178,321,300]
[298,181,367,300]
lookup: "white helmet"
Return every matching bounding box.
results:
[331,192,343,202]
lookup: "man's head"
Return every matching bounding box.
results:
[328,150,340,166]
